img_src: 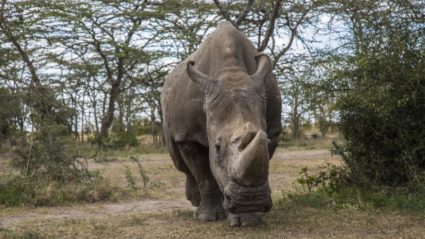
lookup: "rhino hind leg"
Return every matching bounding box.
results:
[177,142,226,222]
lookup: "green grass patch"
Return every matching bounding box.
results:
[276,187,425,213]
[291,163,425,213]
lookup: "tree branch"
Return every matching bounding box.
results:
[258,0,283,51]
[235,0,255,27]
[213,0,232,23]
[0,1,41,88]
[272,6,312,66]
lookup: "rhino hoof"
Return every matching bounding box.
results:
[228,213,263,227]
[228,214,241,227]
[241,215,262,227]
[195,211,226,222]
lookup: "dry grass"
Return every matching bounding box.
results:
[1,138,425,238]
[281,131,344,151]
[2,204,425,239]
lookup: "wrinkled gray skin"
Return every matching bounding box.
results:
[161,21,282,227]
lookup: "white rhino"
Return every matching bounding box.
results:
[161,21,282,226]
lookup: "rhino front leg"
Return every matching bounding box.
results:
[164,136,201,207]
[177,142,226,221]
[185,173,201,207]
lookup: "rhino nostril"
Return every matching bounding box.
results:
[238,131,257,151]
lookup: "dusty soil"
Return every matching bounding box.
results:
[0,200,193,229]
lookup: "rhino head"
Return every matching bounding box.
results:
[187,54,273,214]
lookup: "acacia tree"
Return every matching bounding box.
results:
[0,0,64,124]
[212,0,316,63]
[0,0,90,181]
[154,1,219,61]
[283,71,309,139]
[46,0,165,145]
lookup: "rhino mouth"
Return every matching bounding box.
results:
[223,180,272,213]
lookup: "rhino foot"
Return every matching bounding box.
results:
[228,213,263,227]
[194,210,226,222]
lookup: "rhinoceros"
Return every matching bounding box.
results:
[161,21,282,226]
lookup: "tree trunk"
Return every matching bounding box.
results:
[150,106,157,145]
[291,86,301,140]
[100,80,120,140]
[81,95,85,142]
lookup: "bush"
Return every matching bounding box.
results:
[333,24,425,188]
[335,55,425,188]
[111,129,140,149]
[290,165,425,212]
[0,120,129,206]
[13,122,90,182]
[88,130,140,149]
[297,164,349,193]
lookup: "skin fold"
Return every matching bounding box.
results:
[161,21,282,227]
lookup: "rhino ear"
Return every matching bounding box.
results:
[187,61,210,91]
[251,54,272,81]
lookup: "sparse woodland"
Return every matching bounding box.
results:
[0,0,424,237]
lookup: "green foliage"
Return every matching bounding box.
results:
[291,165,425,213]
[124,166,137,191]
[130,119,161,136]
[297,165,349,193]
[0,88,24,140]
[317,116,330,136]
[286,184,425,213]
[276,189,331,209]
[123,157,151,192]
[331,1,425,188]
[0,176,33,206]
[111,130,140,149]
[88,129,140,149]
[130,156,150,189]
[13,122,89,182]
[87,132,104,147]
[334,45,425,187]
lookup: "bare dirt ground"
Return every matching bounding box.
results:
[0,200,193,230]
[1,149,424,238]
